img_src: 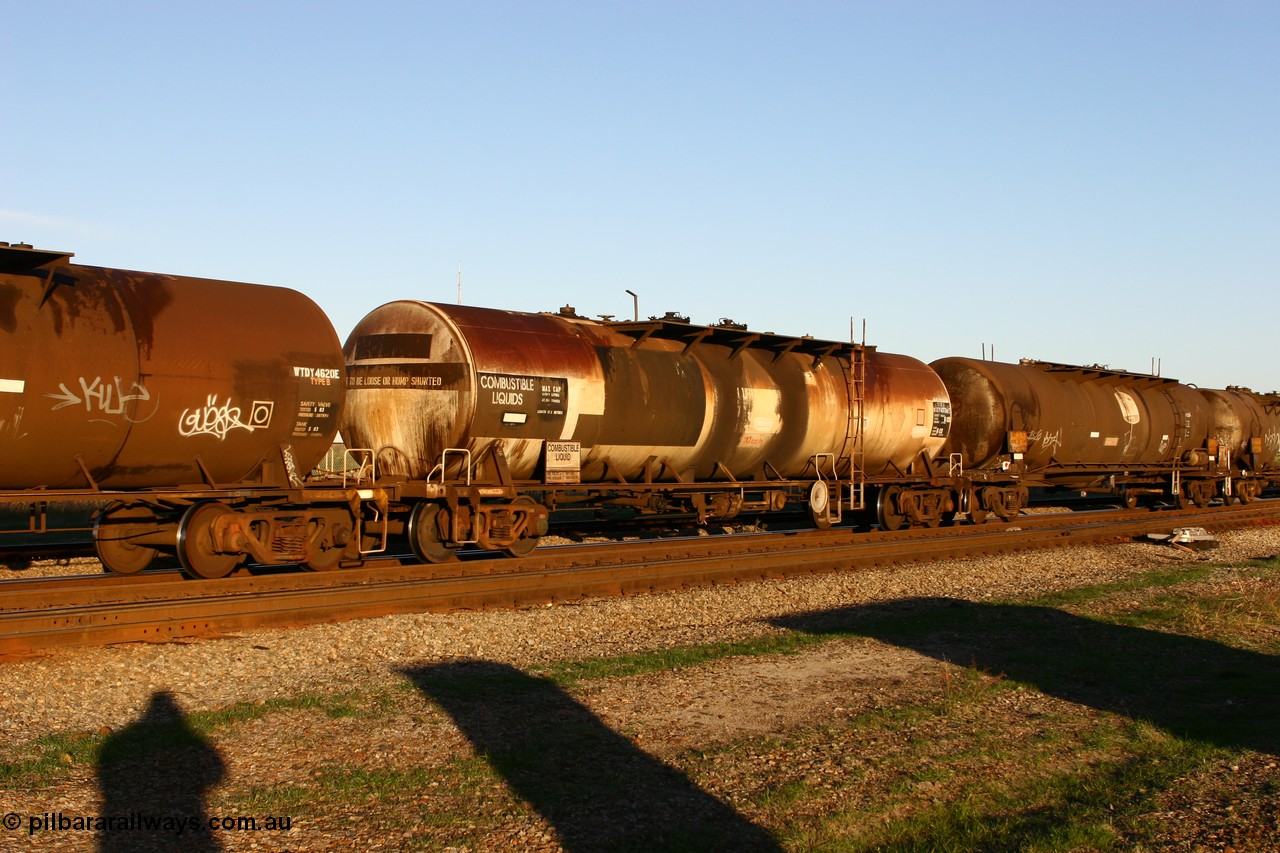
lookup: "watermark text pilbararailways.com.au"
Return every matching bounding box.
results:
[6,811,293,836]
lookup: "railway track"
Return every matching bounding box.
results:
[2,502,1277,659]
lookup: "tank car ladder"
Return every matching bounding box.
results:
[847,323,867,513]
[815,327,867,524]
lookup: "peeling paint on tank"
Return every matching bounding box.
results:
[343,302,950,485]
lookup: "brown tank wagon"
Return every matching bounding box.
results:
[341,302,956,556]
[1198,387,1280,503]
[931,357,1274,513]
[0,243,350,577]
[0,245,344,488]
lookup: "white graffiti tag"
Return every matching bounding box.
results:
[179,395,266,440]
[1265,431,1280,457]
[1027,428,1063,456]
[47,376,153,421]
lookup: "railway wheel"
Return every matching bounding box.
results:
[304,514,352,571]
[986,487,1023,522]
[407,502,457,564]
[503,496,542,558]
[94,504,161,575]
[1121,489,1139,510]
[982,488,1004,521]
[177,502,242,580]
[877,486,907,532]
[1239,483,1256,504]
[809,481,833,530]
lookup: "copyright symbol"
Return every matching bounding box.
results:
[3,813,20,830]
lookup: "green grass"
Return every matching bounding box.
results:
[225,755,521,848]
[850,728,1217,853]
[712,682,1228,853]
[0,691,371,787]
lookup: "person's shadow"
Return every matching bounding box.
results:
[97,691,226,852]
[402,660,783,852]
[773,596,1280,756]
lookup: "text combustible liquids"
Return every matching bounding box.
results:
[480,373,539,405]
[342,366,568,419]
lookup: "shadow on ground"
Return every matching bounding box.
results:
[401,660,782,853]
[98,691,226,852]
[773,597,1280,755]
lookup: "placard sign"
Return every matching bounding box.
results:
[545,440,581,484]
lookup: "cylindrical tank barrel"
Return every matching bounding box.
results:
[341,302,951,483]
[1199,387,1280,469]
[0,248,345,489]
[931,357,1210,474]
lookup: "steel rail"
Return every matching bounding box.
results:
[1,503,1276,660]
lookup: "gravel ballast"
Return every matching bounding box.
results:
[3,527,1277,744]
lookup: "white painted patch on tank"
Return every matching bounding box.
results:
[1115,390,1141,424]
[742,387,781,437]
[560,375,605,440]
[0,379,24,393]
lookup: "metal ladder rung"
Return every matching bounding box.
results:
[848,337,866,512]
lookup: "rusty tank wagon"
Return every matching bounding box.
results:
[1198,386,1280,503]
[0,243,350,577]
[930,357,1277,513]
[340,301,956,557]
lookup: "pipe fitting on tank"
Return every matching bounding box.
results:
[1182,449,1209,467]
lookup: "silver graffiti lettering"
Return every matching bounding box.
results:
[179,395,254,440]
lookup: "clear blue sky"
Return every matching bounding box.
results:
[4,1,1277,390]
